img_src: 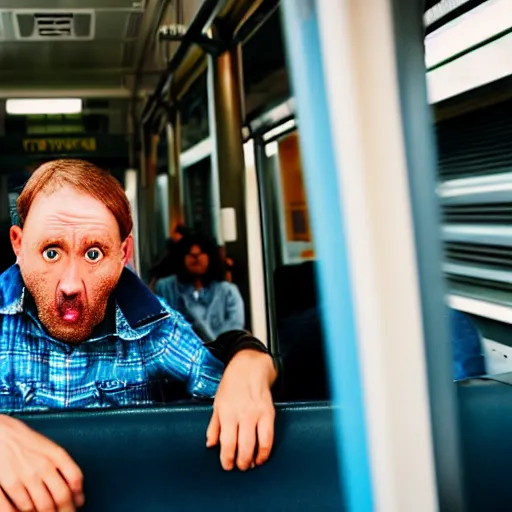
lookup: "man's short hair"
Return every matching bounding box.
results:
[17,159,133,241]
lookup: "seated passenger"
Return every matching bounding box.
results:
[148,224,190,290]
[154,233,244,341]
[0,160,276,512]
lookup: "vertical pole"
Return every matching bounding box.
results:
[207,37,251,328]
[280,2,373,510]
[138,125,152,280]
[314,0,439,509]
[147,132,160,260]
[167,110,185,235]
[254,140,279,356]
[0,176,10,222]
[391,0,466,509]
[124,169,141,275]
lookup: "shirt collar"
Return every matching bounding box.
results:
[0,264,170,341]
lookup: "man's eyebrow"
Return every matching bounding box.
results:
[36,237,114,251]
[39,237,67,248]
[79,237,114,250]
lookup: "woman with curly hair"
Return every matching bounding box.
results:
[154,232,245,341]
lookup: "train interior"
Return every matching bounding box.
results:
[0,0,511,510]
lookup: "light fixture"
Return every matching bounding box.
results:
[6,98,83,115]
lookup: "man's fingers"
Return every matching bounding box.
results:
[0,417,83,511]
[206,409,220,448]
[48,447,84,504]
[219,416,238,471]
[0,487,16,512]
[72,490,85,510]
[0,480,32,512]
[44,468,76,512]
[255,411,275,466]
[24,476,56,512]
[236,418,257,472]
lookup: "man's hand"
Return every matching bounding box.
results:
[0,414,84,511]
[206,349,277,472]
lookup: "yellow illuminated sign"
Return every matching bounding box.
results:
[22,138,97,153]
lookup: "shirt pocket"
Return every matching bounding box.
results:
[96,378,190,406]
[25,382,142,411]
[0,382,57,413]
[95,379,153,407]
[25,384,62,411]
[0,384,24,413]
[209,311,222,333]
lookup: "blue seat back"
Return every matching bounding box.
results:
[21,403,344,511]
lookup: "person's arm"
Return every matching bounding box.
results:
[148,312,277,472]
[186,311,216,342]
[153,277,178,310]
[0,414,84,511]
[203,330,276,470]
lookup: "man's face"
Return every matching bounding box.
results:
[10,185,132,344]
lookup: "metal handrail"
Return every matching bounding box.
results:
[141,0,220,126]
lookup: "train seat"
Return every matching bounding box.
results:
[20,402,344,511]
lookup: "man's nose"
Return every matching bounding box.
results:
[58,263,84,297]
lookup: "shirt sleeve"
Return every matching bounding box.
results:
[154,277,172,307]
[223,283,245,331]
[145,309,225,399]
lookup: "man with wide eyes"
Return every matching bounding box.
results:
[0,159,277,512]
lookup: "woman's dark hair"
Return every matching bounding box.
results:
[175,232,225,284]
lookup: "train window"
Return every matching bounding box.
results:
[426,0,512,378]
[265,130,315,264]
[180,73,209,153]
[240,4,328,401]
[183,154,216,236]
[177,73,217,239]
[251,113,327,400]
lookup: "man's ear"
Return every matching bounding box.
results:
[10,226,23,258]
[121,235,134,266]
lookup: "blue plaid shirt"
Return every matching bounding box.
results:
[0,265,224,413]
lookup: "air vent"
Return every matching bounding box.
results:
[13,10,94,40]
[36,13,72,37]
